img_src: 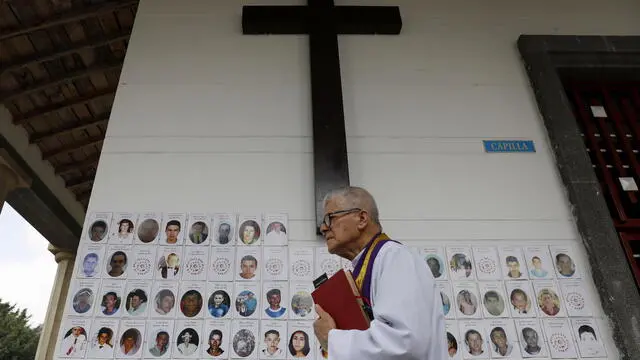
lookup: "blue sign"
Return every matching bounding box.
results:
[483,140,536,153]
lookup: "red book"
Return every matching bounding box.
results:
[311,269,371,331]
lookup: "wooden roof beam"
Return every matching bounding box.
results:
[0,0,138,41]
[66,176,94,191]
[55,154,100,175]
[30,113,110,143]
[42,135,104,160]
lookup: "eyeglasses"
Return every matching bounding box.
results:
[321,208,362,229]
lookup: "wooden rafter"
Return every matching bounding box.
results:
[55,154,100,175]
[1,29,131,75]
[67,176,94,190]
[30,113,110,143]
[0,60,122,103]
[42,135,103,160]
[12,87,116,125]
[0,0,138,41]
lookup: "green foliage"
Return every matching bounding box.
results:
[0,298,41,360]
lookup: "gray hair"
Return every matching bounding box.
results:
[322,186,381,226]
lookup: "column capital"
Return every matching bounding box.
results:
[48,244,76,263]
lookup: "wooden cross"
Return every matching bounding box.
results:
[242,0,402,232]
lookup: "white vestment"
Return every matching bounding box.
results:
[328,241,447,360]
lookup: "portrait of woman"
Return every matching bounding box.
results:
[233,329,256,357]
[449,253,473,279]
[176,328,199,356]
[288,330,310,358]
[238,220,260,245]
[537,288,561,316]
[120,328,141,356]
[265,221,287,244]
[137,218,159,243]
[510,288,531,314]
[154,289,175,315]
[116,219,134,242]
[180,290,203,317]
[555,253,576,277]
[100,291,121,316]
[447,332,458,358]
[456,290,477,316]
[208,290,231,318]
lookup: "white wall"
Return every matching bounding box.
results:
[91,0,640,357]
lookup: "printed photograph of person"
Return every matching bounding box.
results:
[180,290,203,318]
[456,290,477,316]
[158,253,180,280]
[125,289,148,316]
[288,330,310,358]
[521,327,542,355]
[88,327,114,356]
[208,290,231,318]
[119,328,141,356]
[529,256,549,278]
[489,327,513,357]
[60,326,87,356]
[100,291,120,316]
[81,253,99,277]
[233,329,256,357]
[576,324,605,356]
[261,329,284,357]
[235,290,257,317]
[425,255,444,279]
[238,220,260,245]
[148,331,170,357]
[115,219,134,242]
[265,221,287,244]
[464,329,485,357]
[555,253,576,277]
[447,332,458,358]
[239,255,258,280]
[537,288,561,316]
[154,289,175,315]
[449,253,473,279]
[265,288,286,319]
[107,251,127,278]
[189,221,208,244]
[291,291,313,318]
[176,328,199,356]
[216,222,232,245]
[72,288,93,314]
[137,218,159,243]
[483,291,505,316]
[164,220,181,245]
[441,292,451,316]
[205,329,225,357]
[510,289,531,314]
[505,256,523,279]
[90,220,108,242]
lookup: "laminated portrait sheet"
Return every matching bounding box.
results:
[263,246,289,281]
[288,247,314,282]
[231,319,260,359]
[83,211,112,243]
[234,281,261,319]
[186,213,211,246]
[259,320,288,359]
[182,247,209,281]
[86,318,119,358]
[452,281,482,319]
[212,213,236,246]
[458,320,489,359]
[498,246,530,280]
[236,246,262,281]
[56,317,91,358]
[206,282,233,320]
[155,245,183,281]
[570,318,607,358]
[145,319,175,358]
[108,212,138,244]
[559,279,593,317]
[103,244,131,279]
[135,211,161,245]
[289,281,316,320]
[263,213,289,246]
[116,319,146,358]
[262,281,289,320]
[523,246,555,280]
[447,246,476,280]
[172,319,204,358]
[202,319,231,359]
[160,212,187,246]
[436,281,455,320]
[237,214,263,246]
[208,246,235,282]
[95,279,126,318]
[123,280,151,318]
[514,319,548,358]
[541,319,578,359]
[485,319,520,359]
[150,281,179,318]
[478,282,509,318]
[177,281,207,319]
[129,244,157,280]
[472,247,502,281]
[446,320,463,360]
[532,280,566,318]
[549,245,582,279]
[76,243,105,279]
[420,246,448,281]
[314,246,341,279]
[67,278,100,317]
[504,281,537,318]
[287,321,315,360]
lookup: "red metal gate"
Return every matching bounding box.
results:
[566,82,640,287]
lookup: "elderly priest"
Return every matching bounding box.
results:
[314,186,446,359]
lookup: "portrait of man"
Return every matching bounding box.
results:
[154,289,175,315]
[450,253,473,279]
[158,253,179,279]
[126,289,148,316]
[529,256,548,278]
[189,221,208,244]
[239,255,257,280]
[578,325,597,343]
[217,222,232,244]
[61,326,87,356]
[72,288,93,314]
[483,291,505,316]
[464,329,485,356]
[89,327,113,356]
[120,328,141,356]
[148,331,170,356]
[510,289,531,314]
[505,256,522,278]
[264,221,287,244]
[265,288,286,318]
[291,291,313,317]
[238,220,260,245]
[233,329,256,357]
[425,255,443,279]
[522,327,541,355]
[164,220,181,244]
[208,290,231,318]
[489,327,513,357]
[457,290,477,316]
[100,291,120,316]
[235,290,257,317]
[537,288,561,316]
[262,330,284,357]
[107,251,127,277]
[576,324,605,356]
[555,253,576,277]
[89,220,107,241]
[176,328,199,356]
[81,253,99,277]
[137,218,159,243]
[206,329,225,357]
[180,290,203,317]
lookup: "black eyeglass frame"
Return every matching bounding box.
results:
[320,207,362,230]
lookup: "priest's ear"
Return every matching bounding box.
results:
[356,209,371,231]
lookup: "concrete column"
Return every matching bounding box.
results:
[0,163,20,212]
[34,245,76,360]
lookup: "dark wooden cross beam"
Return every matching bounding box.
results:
[242,0,402,232]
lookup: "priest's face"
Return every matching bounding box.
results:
[321,198,362,256]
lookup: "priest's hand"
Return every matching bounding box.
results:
[314,305,336,353]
